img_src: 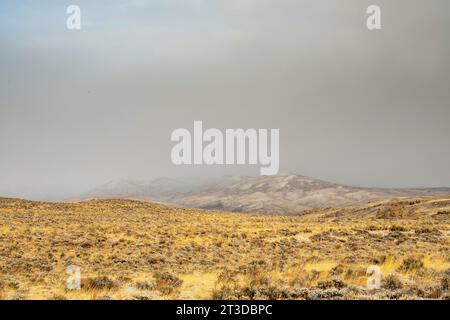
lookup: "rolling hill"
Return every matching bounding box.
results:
[0,196,449,299]
[80,174,450,215]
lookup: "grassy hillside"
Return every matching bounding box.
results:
[0,197,449,299]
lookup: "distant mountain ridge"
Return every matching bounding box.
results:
[80,174,450,215]
[80,177,191,201]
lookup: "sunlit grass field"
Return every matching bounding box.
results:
[0,197,448,299]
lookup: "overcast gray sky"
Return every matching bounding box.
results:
[1,0,449,199]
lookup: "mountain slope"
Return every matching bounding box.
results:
[169,174,450,214]
[80,178,191,202]
[81,174,450,215]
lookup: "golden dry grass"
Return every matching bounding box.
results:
[0,196,448,300]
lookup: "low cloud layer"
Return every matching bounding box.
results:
[1,0,449,199]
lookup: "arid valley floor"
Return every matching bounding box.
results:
[0,197,449,300]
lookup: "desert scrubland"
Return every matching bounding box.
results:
[0,197,449,300]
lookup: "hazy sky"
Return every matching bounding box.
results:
[1,0,449,199]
